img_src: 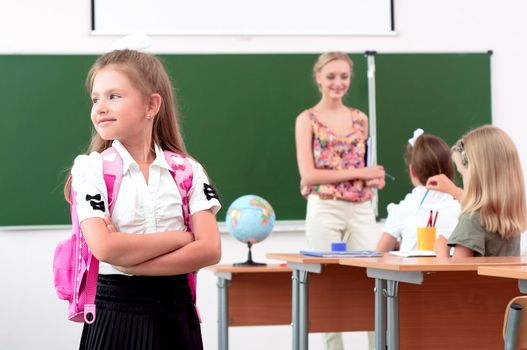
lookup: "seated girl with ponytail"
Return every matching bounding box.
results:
[375,129,461,255]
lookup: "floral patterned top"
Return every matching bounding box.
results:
[301,108,373,202]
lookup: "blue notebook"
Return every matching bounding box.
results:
[300,250,382,258]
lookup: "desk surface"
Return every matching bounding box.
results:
[478,265,527,280]
[206,264,292,273]
[338,255,527,271]
[267,253,527,271]
[267,253,341,264]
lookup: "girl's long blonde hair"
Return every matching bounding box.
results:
[461,125,527,238]
[64,49,187,201]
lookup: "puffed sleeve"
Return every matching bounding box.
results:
[71,152,108,223]
[382,202,403,239]
[188,160,221,216]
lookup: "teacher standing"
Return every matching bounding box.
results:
[294,52,385,350]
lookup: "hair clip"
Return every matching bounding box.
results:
[452,139,468,167]
[459,140,468,167]
[452,139,463,154]
[408,128,424,146]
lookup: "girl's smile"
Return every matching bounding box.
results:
[95,117,117,126]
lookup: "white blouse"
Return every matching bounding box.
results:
[382,186,460,252]
[71,140,221,275]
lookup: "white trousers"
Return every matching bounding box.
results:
[305,194,378,350]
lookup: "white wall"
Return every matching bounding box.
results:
[2,0,527,349]
[2,0,526,179]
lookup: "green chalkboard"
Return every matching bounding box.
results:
[0,54,369,225]
[0,53,491,225]
[375,53,492,218]
[0,56,95,226]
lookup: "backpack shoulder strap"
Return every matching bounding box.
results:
[163,151,194,231]
[163,150,199,317]
[84,148,123,322]
[101,147,123,212]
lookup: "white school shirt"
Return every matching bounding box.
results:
[71,140,221,275]
[382,186,460,252]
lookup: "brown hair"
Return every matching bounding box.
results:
[64,49,187,201]
[312,52,354,83]
[405,134,455,186]
[461,125,527,238]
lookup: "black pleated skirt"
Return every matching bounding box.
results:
[79,274,203,350]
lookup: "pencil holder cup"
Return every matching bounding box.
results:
[417,227,436,251]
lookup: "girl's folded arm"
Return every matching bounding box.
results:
[80,217,193,266]
[115,210,221,275]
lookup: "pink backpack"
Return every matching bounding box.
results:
[53,147,195,323]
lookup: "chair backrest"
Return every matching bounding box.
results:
[503,295,527,349]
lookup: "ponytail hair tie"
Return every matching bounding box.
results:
[408,128,424,146]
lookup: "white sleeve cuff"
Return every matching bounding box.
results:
[190,200,222,216]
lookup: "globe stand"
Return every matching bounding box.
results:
[233,242,266,267]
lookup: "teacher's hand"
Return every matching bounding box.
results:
[366,178,385,189]
[361,166,385,180]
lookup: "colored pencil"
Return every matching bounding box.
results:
[432,211,439,227]
[426,210,433,227]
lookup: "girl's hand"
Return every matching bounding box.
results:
[104,216,118,232]
[361,166,385,180]
[426,174,463,200]
[366,178,386,189]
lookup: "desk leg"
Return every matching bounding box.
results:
[386,280,399,350]
[375,278,387,350]
[519,279,527,293]
[299,270,310,350]
[218,277,230,350]
[292,270,300,350]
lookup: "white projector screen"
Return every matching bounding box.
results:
[92,0,395,36]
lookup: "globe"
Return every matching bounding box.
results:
[226,195,276,266]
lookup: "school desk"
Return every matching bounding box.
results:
[205,265,292,350]
[478,265,527,293]
[339,255,527,350]
[266,253,375,350]
[478,265,527,349]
